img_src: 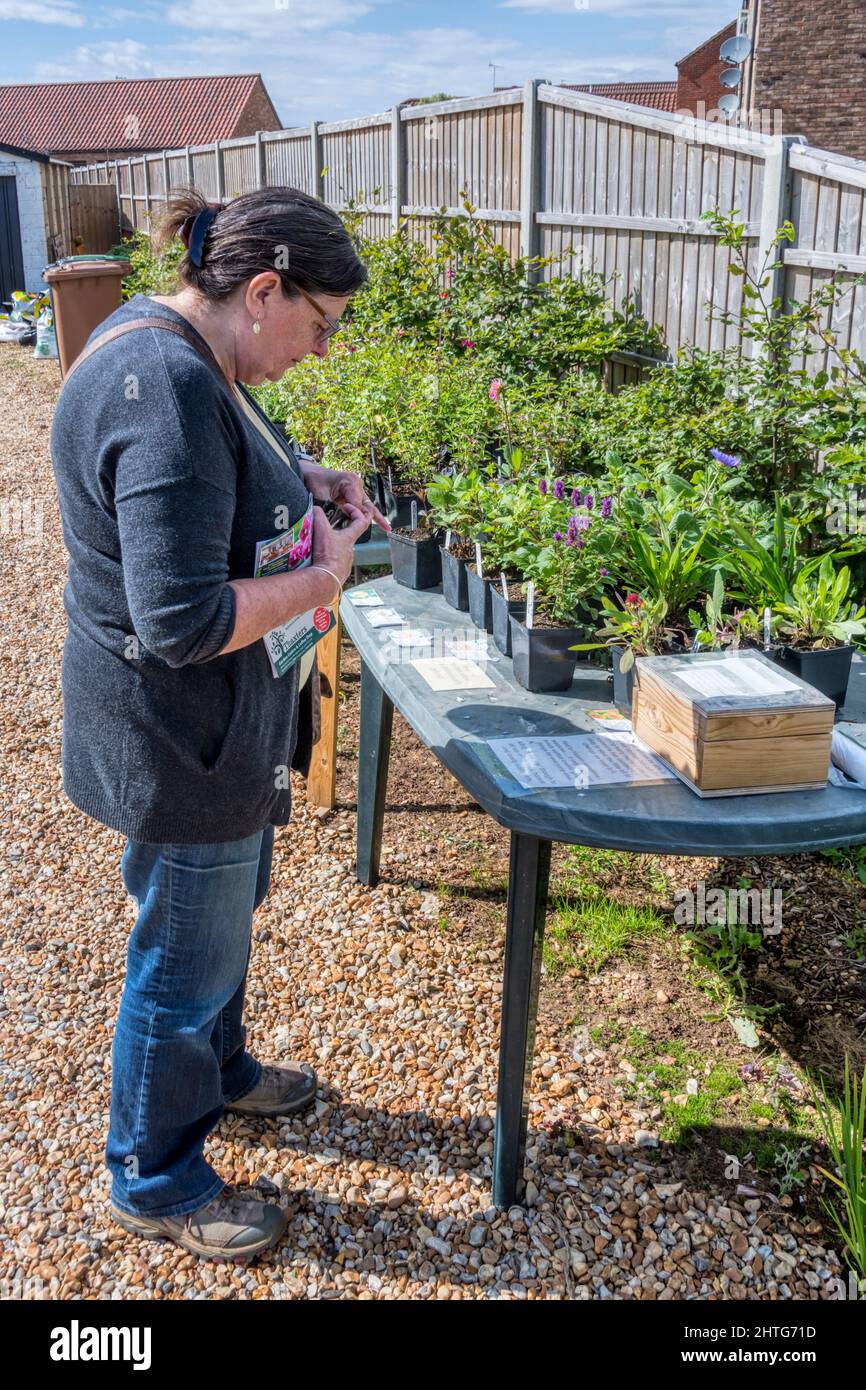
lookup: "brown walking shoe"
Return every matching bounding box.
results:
[110,1188,288,1263]
[223,1061,318,1117]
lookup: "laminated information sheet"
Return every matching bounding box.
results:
[673,657,799,700]
[486,732,676,789]
[410,658,495,691]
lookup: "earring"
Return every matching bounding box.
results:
[252,320,261,335]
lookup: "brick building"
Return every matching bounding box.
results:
[742,0,866,159]
[496,21,738,117]
[0,74,282,165]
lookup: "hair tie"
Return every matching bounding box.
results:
[181,205,219,267]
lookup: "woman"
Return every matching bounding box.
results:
[50,187,388,1264]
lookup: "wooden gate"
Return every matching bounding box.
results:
[68,184,120,253]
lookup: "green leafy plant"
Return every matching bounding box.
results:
[774,555,866,649]
[809,1058,866,1279]
[573,593,678,670]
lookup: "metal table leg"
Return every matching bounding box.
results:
[356,658,393,887]
[492,832,552,1210]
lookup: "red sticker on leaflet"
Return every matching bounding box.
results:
[313,607,331,633]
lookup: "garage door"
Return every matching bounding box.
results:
[0,175,25,306]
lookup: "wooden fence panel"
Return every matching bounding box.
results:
[66,90,866,374]
[68,184,119,253]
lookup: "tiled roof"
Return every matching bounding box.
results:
[561,81,680,112]
[0,74,272,155]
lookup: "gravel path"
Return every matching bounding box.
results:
[0,342,851,1300]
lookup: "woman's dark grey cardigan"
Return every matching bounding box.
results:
[50,294,315,844]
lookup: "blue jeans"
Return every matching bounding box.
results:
[106,825,275,1218]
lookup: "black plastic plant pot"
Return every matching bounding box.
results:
[378,475,426,530]
[775,643,854,710]
[388,530,442,590]
[440,545,470,611]
[491,586,526,657]
[466,566,495,634]
[611,646,638,715]
[509,616,585,693]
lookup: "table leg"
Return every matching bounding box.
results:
[356,659,393,887]
[306,611,342,811]
[492,832,552,1210]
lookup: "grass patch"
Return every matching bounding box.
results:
[545,898,668,977]
[544,846,672,976]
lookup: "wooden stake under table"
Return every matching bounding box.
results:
[306,609,342,810]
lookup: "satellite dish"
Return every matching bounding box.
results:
[719,67,742,89]
[718,92,741,119]
[720,35,752,63]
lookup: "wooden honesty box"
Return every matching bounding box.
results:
[632,651,835,797]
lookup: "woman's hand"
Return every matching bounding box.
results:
[298,458,390,532]
[312,502,372,585]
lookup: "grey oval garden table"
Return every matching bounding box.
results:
[339,577,866,1209]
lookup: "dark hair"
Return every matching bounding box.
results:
[153,185,367,302]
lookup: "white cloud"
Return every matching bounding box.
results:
[0,0,84,24]
[34,39,157,81]
[499,0,730,17]
[165,0,376,36]
[26,1,702,121]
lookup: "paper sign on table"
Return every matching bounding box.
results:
[486,732,676,789]
[410,658,495,691]
[673,656,799,700]
[389,627,434,647]
[365,607,405,628]
[445,635,496,662]
[346,587,384,607]
[586,708,632,732]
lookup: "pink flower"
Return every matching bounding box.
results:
[460,338,475,348]
[446,268,455,281]
[489,378,504,403]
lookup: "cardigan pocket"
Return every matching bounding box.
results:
[202,672,242,776]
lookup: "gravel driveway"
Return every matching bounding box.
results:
[0,342,850,1300]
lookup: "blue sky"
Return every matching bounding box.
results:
[0,1,737,124]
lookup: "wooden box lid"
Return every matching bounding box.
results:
[635,651,835,742]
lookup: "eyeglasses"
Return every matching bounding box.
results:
[295,284,341,342]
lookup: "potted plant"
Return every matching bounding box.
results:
[573,594,682,713]
[509,486,617,693]
[426,467,487,612]
[388,506,443,590]
[772,556,866,708]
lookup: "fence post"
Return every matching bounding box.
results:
[126,157,135,230]
[142,156,152,227]
[185,144,194,188]
[390,103,406,231]
[162,151,170,207]
[520,79,542,274]
[755,133,801,340]
[215,140,225,200]
[310,121,323,201]
[255,129,266,189]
